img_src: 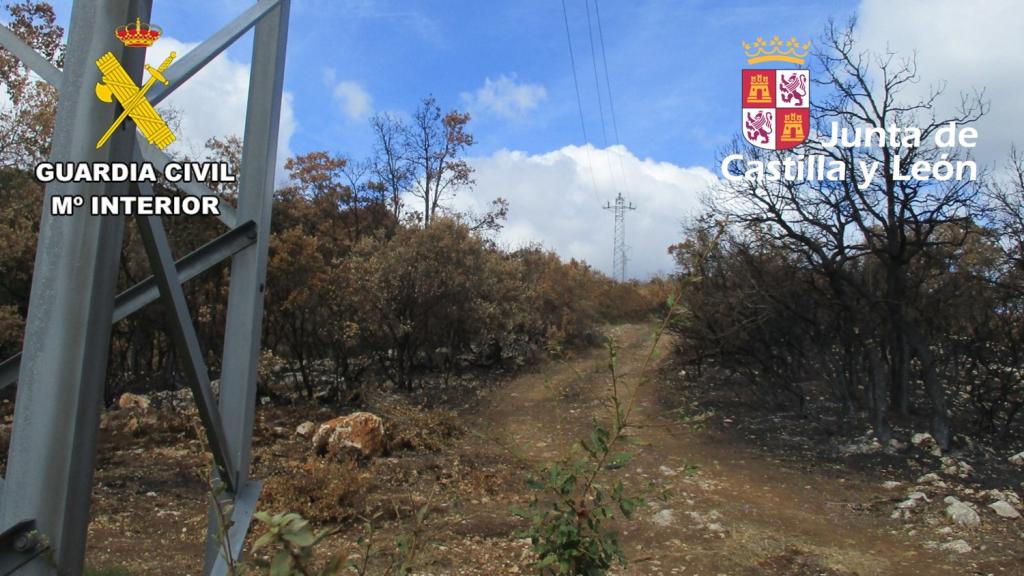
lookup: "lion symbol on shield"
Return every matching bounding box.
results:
[779,72,807,106]
[745,110,773,145]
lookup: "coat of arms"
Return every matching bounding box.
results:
[741,36,810,150]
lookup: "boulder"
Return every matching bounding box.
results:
[149,388,196,414]
[1009,451,1024,467]
[895,491,930,515]
[987,500,1020,519]
[840,437,883,455]
[312,412,385,459]
[939,539,971,554]
[916,473,943,485]
[941,457,973,479]
[911,432,941,456]
[117,392,151,412]
[944,496,980,528]
[651,509,675,527]
[295,421,316,439]
[896,498,919,510]
[984,489,1021,507]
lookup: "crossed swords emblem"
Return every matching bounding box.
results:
[94,50,177,150]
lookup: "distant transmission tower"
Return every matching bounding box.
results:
[603,192,636,282]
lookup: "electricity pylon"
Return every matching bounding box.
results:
[603,192,635,282]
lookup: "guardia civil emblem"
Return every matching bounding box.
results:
[741,35,810,150]
[94,18,176,150]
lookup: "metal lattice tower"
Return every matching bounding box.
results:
[603,192,635,282]
[0,0,290,573]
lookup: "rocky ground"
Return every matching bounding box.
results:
[21,322,1021,574]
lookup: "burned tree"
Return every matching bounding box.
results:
[699,21,987,449]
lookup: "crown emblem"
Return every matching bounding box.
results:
[742,35,810,65]
[115,18,162,48]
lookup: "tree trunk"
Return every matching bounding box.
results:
[867,345,892,442]
[907,327,951,450]
[885,260,911,417]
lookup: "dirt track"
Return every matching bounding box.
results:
[85,322,1021,574]
[469,322,1017,575]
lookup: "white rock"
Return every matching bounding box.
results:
[917,473,942,484]
[911,432,934,447]
[987,500,1020,519]
[295,421,316,439]
[651,509,675,527]
[939,539,972,554]
[1009,451,1024,466]
[940,457,973,479]
[944,497,980,528]
[985,489,1022,507]
[911,432,942,455]
[955,462,973,479]
[840,438,883,455]
[897,498,919,510]
[882,480,903,490]
[896,491,930,511]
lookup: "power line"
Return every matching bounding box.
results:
[593,0,629,193]
[593,0,621,146]
[560,0,599,199]
[584,0,619,196]
[584,0,609,148]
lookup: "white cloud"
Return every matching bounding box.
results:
[323,68,373,122]
[145,37,296,181]
[455,145,717,279]
[461,74,547,120]
[856,0,1020,166]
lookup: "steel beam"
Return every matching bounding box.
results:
[204,0,290,570]
[220,0,289,500]
[134,181,237,491]
[0,24,62,88]
[111,220,255,323]
[0,220,256,391]
[208,480,262,576]
[0,2,151,574]
[135,140,239,227]
[0,0,291,572]
[148,0,280,107]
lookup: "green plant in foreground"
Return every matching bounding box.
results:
[211,479,342,576]
[512,221,724,575]
[250,511,342,576]
[514,294,682,575]
[347,500,432,576]
[212,475,432,576]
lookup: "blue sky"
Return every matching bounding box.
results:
[46,0,848,169]
[32,1,1021,277]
